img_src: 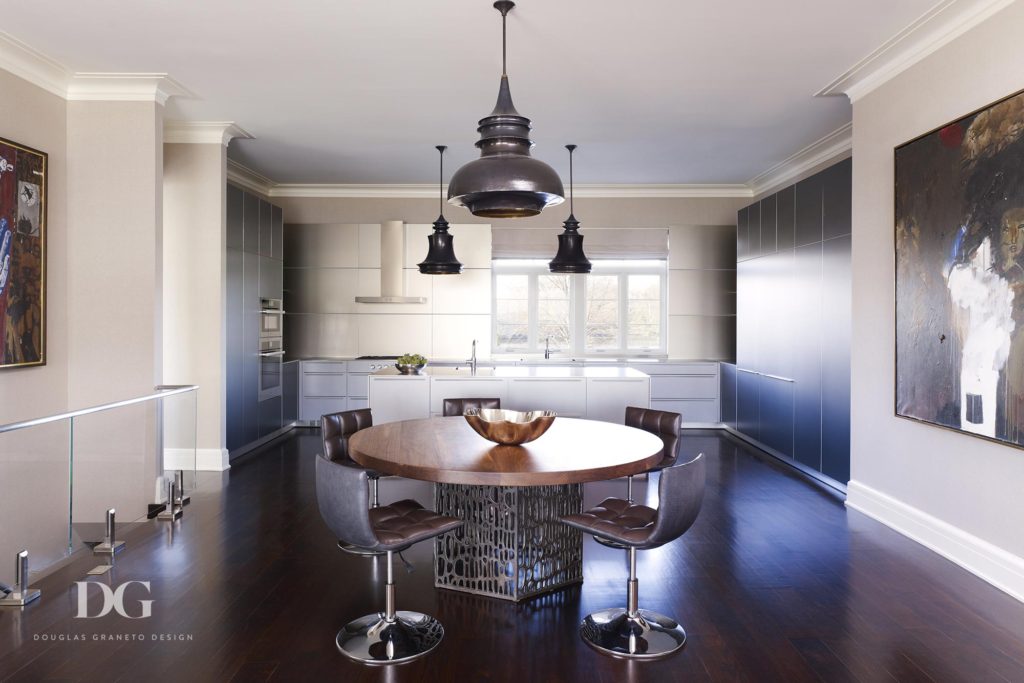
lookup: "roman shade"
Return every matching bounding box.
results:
[491,228,669,260]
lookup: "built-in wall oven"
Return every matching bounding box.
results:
[259,298,285,400]
[260,298,284,339]
[259,338,284,400]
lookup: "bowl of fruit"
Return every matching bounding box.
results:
[395,353,428,375]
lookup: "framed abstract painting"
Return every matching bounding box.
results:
[0,136,46,369]
[895,89,1024,447]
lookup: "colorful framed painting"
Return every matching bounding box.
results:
[895,89,1024,447]
[0,136,46,369]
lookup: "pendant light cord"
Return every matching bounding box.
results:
[436,145,447,216]
[494,1,513,76]
[566,144,577,215]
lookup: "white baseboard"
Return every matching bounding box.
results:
[163,448,231,472]
[846,480,1024,603]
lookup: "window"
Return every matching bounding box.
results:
[492,260,667,355]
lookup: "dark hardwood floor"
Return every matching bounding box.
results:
[2,429,1023,682]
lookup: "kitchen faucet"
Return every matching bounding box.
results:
[468,339,477,375]
[544,337,551,360]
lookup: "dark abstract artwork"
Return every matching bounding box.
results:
[896,90,1024,446]
[0,137,46,369]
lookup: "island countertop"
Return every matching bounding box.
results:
[370,366,649,379]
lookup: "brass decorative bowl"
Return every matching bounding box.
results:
[463,408,557,445]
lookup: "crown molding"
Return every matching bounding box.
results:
[747,123,852,197]
[575,184,751,199]
[165,121,253,146]
[265,182,752,199]
[0,32,196,104]
[227,159,275,197]
[66,73,194,104]
[817,0,1016,102]
[0,30,69,98]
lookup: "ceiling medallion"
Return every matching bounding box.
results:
[447,1,565,219]
[418,145,463,275]
[549,144,591,273]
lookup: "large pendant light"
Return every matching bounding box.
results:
[447,1,565,218]
[418,145,463,275]
[549,145,591,273]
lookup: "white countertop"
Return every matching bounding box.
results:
[370,366,648,379]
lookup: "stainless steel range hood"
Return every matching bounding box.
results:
[355,220,427,304]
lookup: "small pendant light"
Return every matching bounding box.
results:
[447,1,565,218]
[418,145,463,275]
[549,145,591,273]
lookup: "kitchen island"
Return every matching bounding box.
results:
[368,366,650,424]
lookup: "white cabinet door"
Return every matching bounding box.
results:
[302,373,348,397]
[649,375,719,400]
[585,378,650,424]
[346,373,370,399]
[506,378,586,417]
[369,376,430,424]
[300,396,348,423]
[650,398,720,423]
[429,378,508,415]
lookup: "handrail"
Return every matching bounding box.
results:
[0,385,199,435]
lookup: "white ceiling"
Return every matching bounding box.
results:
[1,0,939,184]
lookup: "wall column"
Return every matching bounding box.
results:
[162,140,229,470]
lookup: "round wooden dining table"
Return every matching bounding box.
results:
[349,416,665,602]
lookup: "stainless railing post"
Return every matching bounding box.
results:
[0,550,41,606]
[158,479,182,521]
[93,508,125,555]
[174,470,191,506]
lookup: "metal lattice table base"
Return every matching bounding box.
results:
[434,483,583,602]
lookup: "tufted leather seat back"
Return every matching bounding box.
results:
[321,409,373,463]
[315,452,464,552]
[442,398,501,417]
[645,453,705,547]
[315,454,379,548]
[625,406,681,469]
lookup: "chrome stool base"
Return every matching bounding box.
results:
[336,611,444,664]
[338,540,385,557]
[580,608,686,659]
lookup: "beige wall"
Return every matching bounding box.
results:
[0,70,68,424]
[849,1,1024,594]
[0,75,170,573]
[163,143,227,460]
[66,101,164,408]
[0,70,71,571]
[65,100,166,524]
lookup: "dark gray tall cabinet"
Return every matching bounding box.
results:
[724,158,851,486]
[226,184,284,455]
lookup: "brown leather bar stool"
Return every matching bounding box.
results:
[316,453,463,664]
[595,406,683,549]
[442,397,501,416]
[322,409,387,556]
[561,454,705,659]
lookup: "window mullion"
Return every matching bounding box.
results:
[575,273,588,355]
[571,273,583,355]
[527,272,539,353]
[618,273,628,354]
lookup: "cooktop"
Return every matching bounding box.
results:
[355,355,399,360]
